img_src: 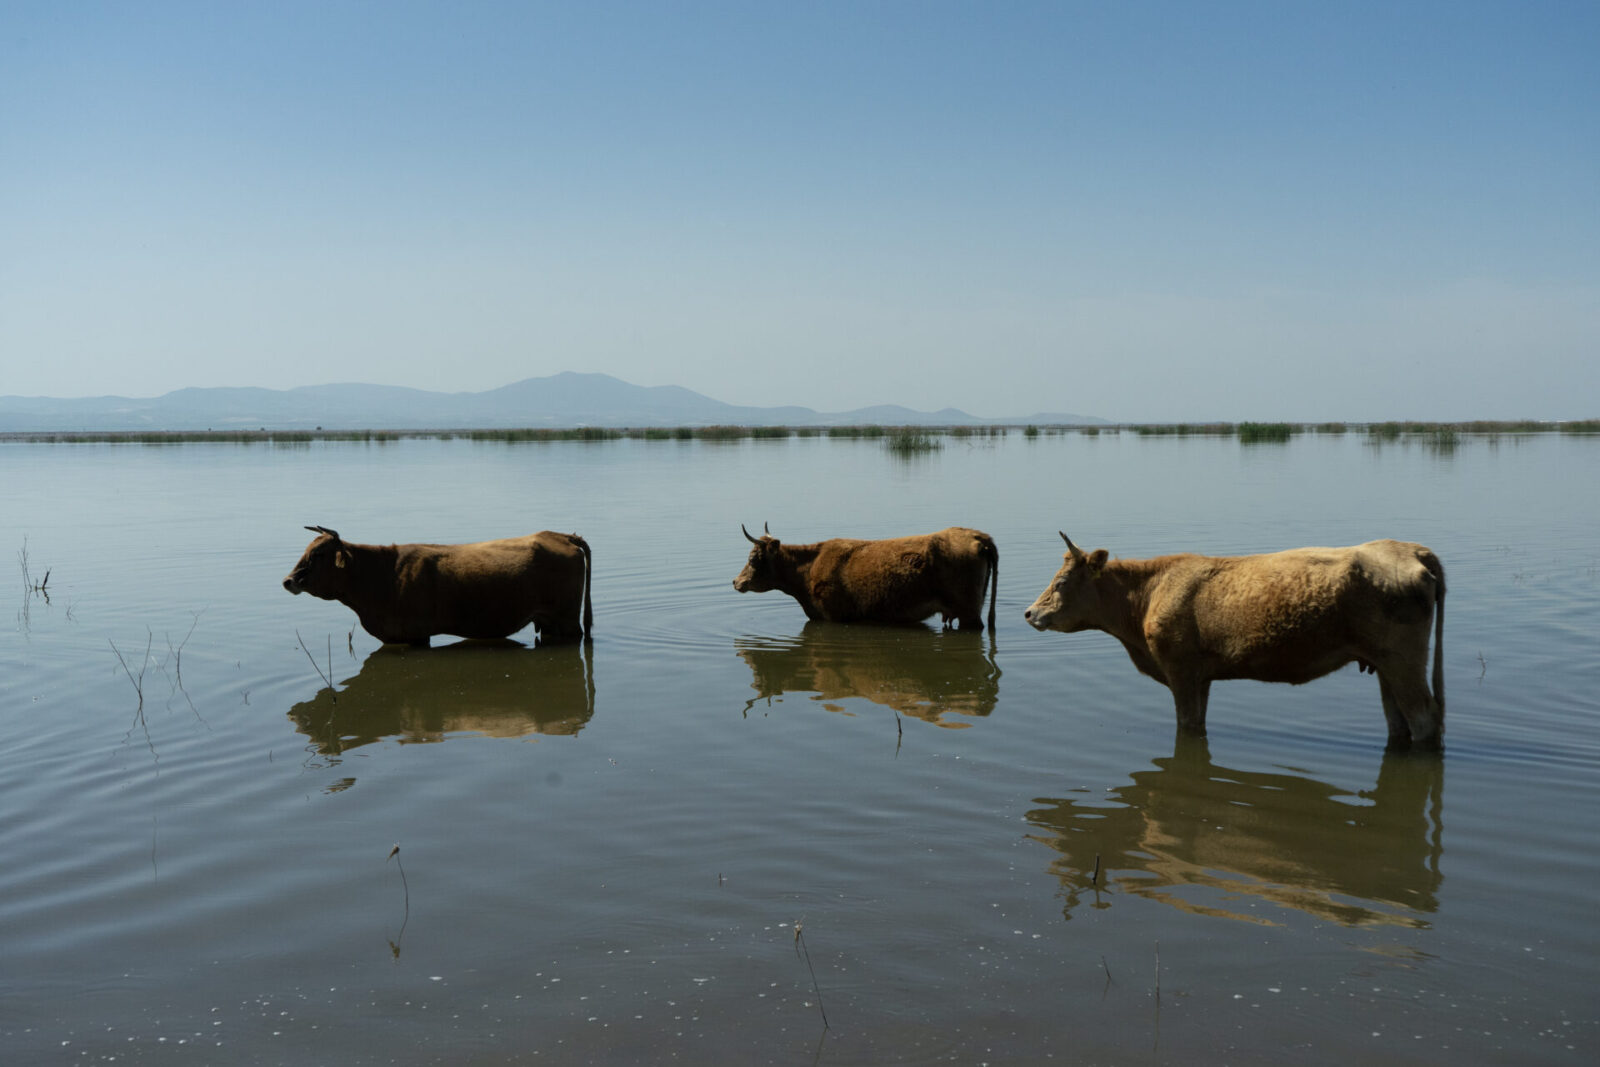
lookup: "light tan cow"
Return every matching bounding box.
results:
[733,525,998,630]
[284,526,592,646]
[1024,535,1445,745]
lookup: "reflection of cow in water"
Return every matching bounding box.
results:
[1025,735,1443,927]
[288,641,595,756]
[736,620,1001,728]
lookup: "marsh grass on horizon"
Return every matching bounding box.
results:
[7,418,1597,446]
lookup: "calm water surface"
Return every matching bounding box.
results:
[2,432,1596,1064]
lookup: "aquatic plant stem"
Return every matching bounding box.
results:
[794,922,829,1030]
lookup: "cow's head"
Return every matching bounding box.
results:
[283,526,350,600]
[732,523,781,593]
[1024,532,1110,632]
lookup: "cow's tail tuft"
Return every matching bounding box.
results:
[1427,550,1445,720]
[982,535,999,631]
[570,533,593,638]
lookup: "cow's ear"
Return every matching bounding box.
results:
[1089,549,1109,573]
[334,548,349,569]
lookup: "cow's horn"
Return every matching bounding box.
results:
[742,523,759,544]
[306,525,341,540]
[1059,531,1082,555]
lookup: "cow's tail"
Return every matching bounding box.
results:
[1424,548,1445,719]
[570,533,593,638]
[981,535,999,631]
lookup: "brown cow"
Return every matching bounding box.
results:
[283,526,592,646]
[733,525,997,630]
[1024,535,1445,745]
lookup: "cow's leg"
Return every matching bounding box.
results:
[1380,669,1442,748]
[947,574,987,631]
[1170,678,1210,734]
[1377,676,1412,745]
[539,616,581,643]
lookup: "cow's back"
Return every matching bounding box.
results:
[393,531,587,641]
[1151,541,1439,684]
[811,528,991,624]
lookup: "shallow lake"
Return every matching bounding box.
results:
[2,431,1596,1064]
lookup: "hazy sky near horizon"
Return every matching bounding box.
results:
[2,1,1596,421]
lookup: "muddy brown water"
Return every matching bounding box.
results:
[2,432,1595,1064]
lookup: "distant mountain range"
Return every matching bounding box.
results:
[0,372,1102,432]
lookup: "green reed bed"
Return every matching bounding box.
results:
[466,427,621,442]
[1236,422,1299,443]
[692,425,751,441]
[1364,422,1466,447]
[1457,420,1545,434]
[1130,423,1237,437]
[884,428,942,455]
[16,429,402,445]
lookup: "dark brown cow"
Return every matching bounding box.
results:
[283,526,592,646]
[733,525,997,630]
[1024,535,1445,745]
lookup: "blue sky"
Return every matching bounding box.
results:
[2,1,1595,420]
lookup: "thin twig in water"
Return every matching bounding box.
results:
[1091,853,1101,886]
[1152,940,1163,1053]
[295,629,336,701]
[111,630,158,761]
[19,537,50,595]
[110,632,151,709]
[18,538,52,626]
[162,612,208,724]
[170,612,202,687]
[387,844,410,958]
[794,921,830,1030]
